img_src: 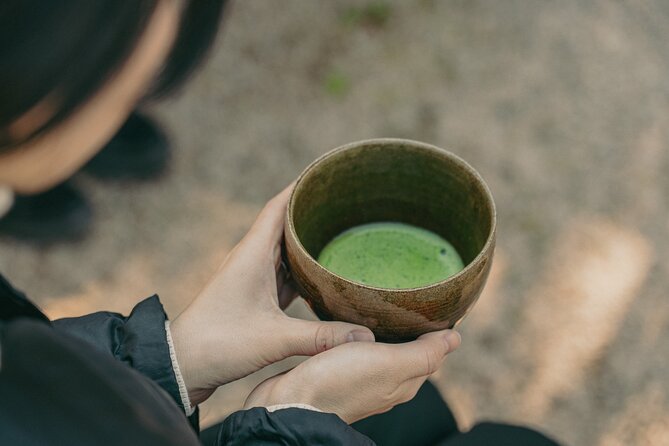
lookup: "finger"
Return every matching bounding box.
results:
[247,183,295,249]
[284,319,375,357]
[393,329,461,379]
[225,183,295,272]
[419,329,461,352]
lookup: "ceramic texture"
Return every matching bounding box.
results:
[284,138,496,342]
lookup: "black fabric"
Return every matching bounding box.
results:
[353,380,458,446]
[203,381,562,446]
[353,381,561,446]
[0,273,374,445]
[215,407,375,446]
[439,423,561,446]
[0,273,49,322]
[52,295,184,414]
[0,319,200,446]
[0,273,559,445]
[201,423,222,446]
[0,272,192,423]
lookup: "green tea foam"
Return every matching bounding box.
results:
[317,222,464,289]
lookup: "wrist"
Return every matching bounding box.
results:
[258,378,317,410]
[164,320,195,415]
[169,314,213,406]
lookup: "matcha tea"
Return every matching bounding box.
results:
[317,222,464,289]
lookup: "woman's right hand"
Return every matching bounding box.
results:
[244,329,461,424]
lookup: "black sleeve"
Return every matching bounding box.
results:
[51,295,196,425]
[211,407,375,445]
[0,273,49,322]
[0,319,200,446]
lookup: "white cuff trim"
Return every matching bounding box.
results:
[265,403,322,413]
[165,320,195,416]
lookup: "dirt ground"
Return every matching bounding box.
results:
[2,1,668,445]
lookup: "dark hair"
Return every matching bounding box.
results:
[0,0,228,152]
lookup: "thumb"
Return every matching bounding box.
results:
[284,319,375,356]
[395,329,461,379]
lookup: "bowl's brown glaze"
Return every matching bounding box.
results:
[284,138,496,342]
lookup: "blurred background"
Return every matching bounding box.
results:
[1,1,668,444]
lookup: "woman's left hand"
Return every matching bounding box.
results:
[169,185,375,406]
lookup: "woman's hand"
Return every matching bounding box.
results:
[169,185,375,406]
[244,329,461,424]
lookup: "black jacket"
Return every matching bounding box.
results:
[0,274,374,445]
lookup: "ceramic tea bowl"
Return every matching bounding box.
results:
[284,138,496,342]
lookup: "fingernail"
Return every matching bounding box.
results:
[443,331,461,352]
[347,330,375,343]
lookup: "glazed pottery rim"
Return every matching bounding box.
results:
[286,137,497,292]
